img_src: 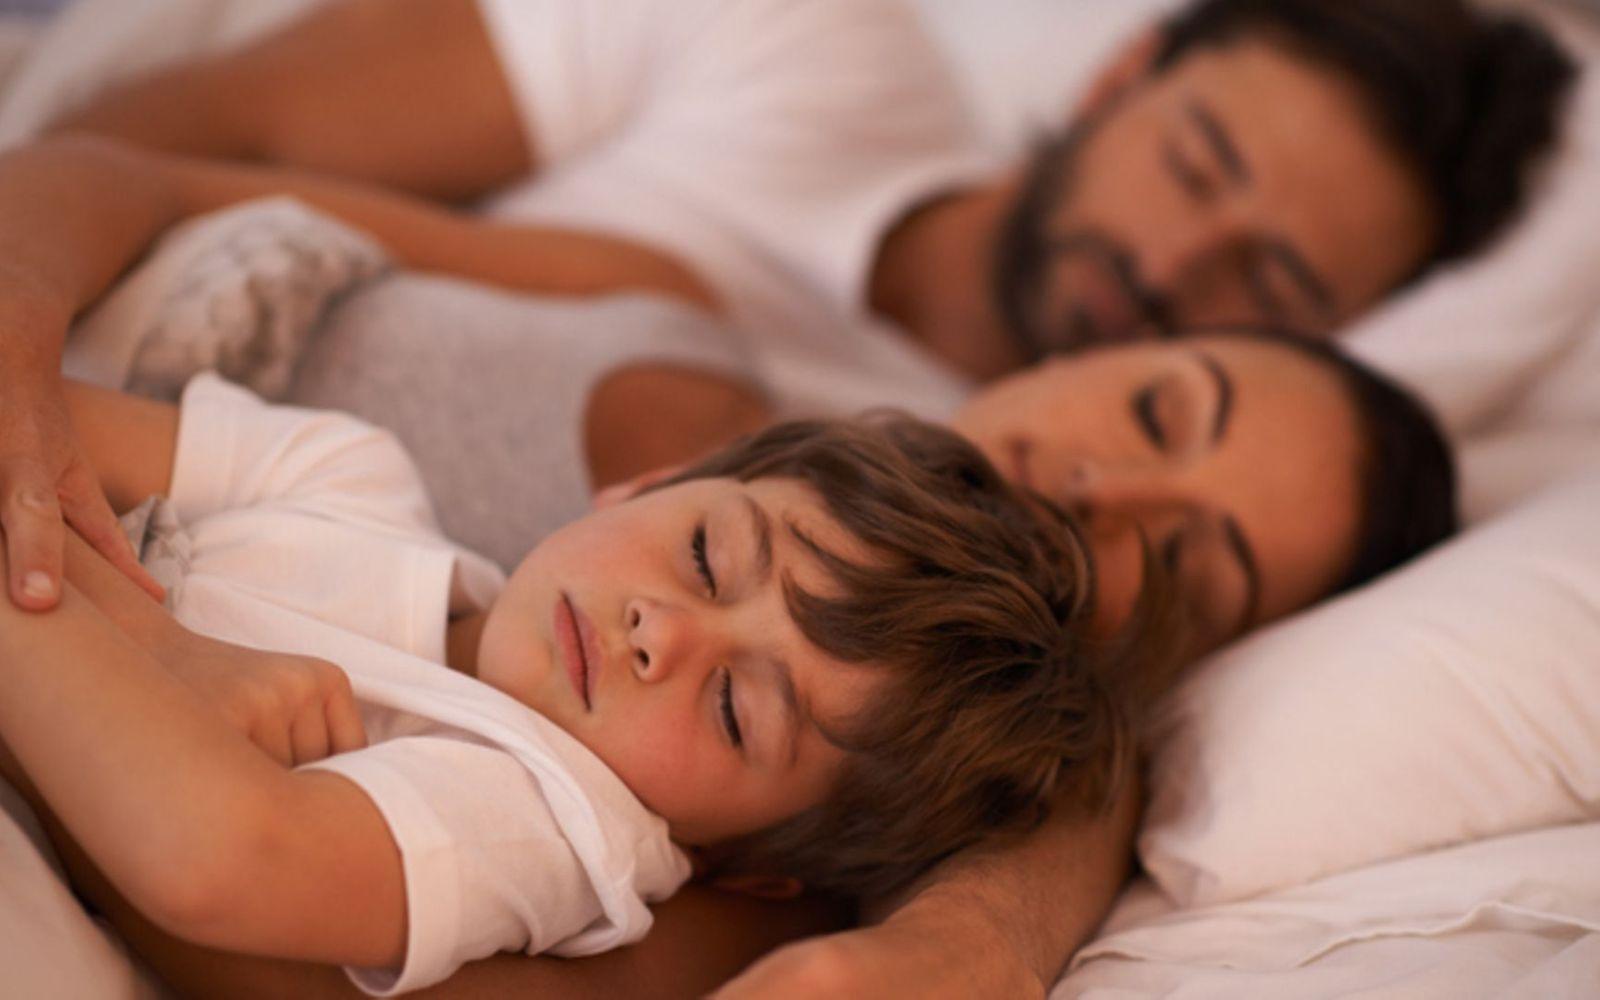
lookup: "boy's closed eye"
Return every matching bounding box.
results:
[692,520,748,751]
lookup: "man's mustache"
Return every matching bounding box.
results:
[992,124,1173,358]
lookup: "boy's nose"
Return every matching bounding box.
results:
[625,597,710,683]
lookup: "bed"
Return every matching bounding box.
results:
[2,1,1599,997]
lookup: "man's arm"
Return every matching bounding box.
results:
[51,0,532,202]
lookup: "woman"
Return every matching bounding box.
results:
[0,136,1452,998]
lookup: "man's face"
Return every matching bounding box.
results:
[952,335,1364,659]
[475,476,882,846]
[995,34,1436,357]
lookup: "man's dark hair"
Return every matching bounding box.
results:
[1157,0,1578,268]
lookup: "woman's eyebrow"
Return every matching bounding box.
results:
[1193,349,1235,443]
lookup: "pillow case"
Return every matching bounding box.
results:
[1140,465,1600,907]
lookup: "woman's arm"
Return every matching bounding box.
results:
[0,134,714,609]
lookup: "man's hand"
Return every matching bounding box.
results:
[712,900,1046,1000]
[160,632,368,767]
[0,371,162,610]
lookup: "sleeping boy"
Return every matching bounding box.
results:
[0,372,1126,994]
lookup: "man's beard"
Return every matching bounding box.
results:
[992,119,1172,361]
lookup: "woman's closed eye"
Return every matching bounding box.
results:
[719,668,744,749]
[692,522,718,597]
[1133,385,1168,450]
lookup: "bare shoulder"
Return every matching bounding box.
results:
[585,364,770,490]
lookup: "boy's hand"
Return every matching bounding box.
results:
[0,364,164,611]
[160,631,368,766]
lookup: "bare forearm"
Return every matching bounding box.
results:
[875,778,1140,989]
[49,0,530,202]
[0,140,184,377]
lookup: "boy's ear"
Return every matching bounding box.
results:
[709,873,806,901]
[1078,27,1166,116]
[591,462,687,510]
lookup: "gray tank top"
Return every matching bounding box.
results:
[284,275,755,569]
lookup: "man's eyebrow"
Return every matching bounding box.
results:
[1194,349,1235,443]
[1187,100,1249,185]
[1262,241,1338,319]
[742,494,774,583]
[1222,516,1263,630]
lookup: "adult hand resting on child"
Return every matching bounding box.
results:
[0,145,169,612]
[0,361,161,610]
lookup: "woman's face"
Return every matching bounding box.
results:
[953,336,1363,655]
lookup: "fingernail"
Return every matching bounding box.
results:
[22,572,55,600]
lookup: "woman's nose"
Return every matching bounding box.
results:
[1058,459,1194,527]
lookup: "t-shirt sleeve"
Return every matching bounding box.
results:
[168,373,439,535]
[474,0,991,312]
[307,736,615,996]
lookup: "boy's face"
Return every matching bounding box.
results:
[476,476,884,846]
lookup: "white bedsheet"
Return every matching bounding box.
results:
[1057,821,1600,999]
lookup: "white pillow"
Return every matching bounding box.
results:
[1139,465,1600,907]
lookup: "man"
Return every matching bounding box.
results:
[0,0,1573,995]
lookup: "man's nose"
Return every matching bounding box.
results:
[625,596,717,683]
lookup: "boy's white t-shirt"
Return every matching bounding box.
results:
[473,0,996,420]
[161,374,691,996]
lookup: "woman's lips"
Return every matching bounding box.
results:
[555,593,591,710]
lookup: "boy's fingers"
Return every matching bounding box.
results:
[325,691,368,756]
[252,722,294,768]
[290,712,332,767]
[0,474,64,611]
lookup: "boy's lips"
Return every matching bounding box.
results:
[555,593,596,710]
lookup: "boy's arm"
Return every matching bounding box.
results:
[0,580,408,967]
[50,0,532,202]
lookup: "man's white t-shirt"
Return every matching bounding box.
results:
[474,0,999,420]
[161,374,690,996]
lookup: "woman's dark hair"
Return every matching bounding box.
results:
[1157,0,1578,269]
[1223,328,1461,592]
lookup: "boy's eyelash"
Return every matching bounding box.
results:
[692,523,718,597]
[719,669,743,749]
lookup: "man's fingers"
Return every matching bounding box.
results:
[1,479,65,610]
